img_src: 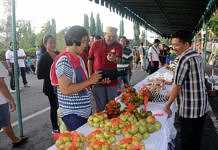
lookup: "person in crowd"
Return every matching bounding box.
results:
[88,26,122,111]
[147,39,160,74]
[163,30,208,150]
[26,57,36,74]
[37,35,60,133]
[0,62,28,147]
[5,42,29,92]
[159,44,169,67]
[133,47,140,69]
[51,26,102,131]
[138,42,146,70]
[117,36,133,87]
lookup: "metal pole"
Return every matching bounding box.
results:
[11,0,23,137]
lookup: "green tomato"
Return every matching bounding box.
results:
[154,121,162,130]
[143,132,150,139]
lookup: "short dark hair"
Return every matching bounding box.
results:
[154,39,160,44]
[95,35,102,40]
[171,30,193,45]
[140,42,144,46]
[65,25,88,46]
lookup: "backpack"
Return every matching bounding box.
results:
[50,51,87,86]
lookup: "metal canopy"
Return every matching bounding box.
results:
[91,0,218,37]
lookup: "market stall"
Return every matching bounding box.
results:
[47,67,177,150]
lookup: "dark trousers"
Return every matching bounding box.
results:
[148,61,159,74]
[9,64,15,90]
[62,114,87,131]
[175,115,206,150]
[47,92,59,131]
[9,64,27,90]
[20,67,27,85]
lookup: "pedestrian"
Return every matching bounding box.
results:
[88,26,123,111]
[138,42,145,70]
[147,39,161,74]
[163,30,208,150]
[133,47,140,69]
[0,62,28,147]
[37,35,60,134]
[50,26,102,131]
[5,42,30,93]
[117,36,133,87]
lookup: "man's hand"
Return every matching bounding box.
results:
[163,103,172,117]
[165,92,171,100]
[89,72,102,85]
[9,100,16,112]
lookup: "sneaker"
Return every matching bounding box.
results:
[24,83,30,88]
[10,89,16,93]
[12,136,28,147]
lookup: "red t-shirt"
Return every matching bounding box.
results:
[89,39,122,86]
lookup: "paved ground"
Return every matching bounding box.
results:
[0,69,218,150]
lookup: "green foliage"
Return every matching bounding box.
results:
[119,18,124,37]
[84,14,89,33]
[35,19,57,47]
[96,13,103,36]
[209,15,218,36]
[133,23,140,46]
[90,12,96,36]
[56,27,69,50]
[16,20,36,50]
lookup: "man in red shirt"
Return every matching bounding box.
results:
[88,26,122,111]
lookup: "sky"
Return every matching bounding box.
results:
[0,0,157,42]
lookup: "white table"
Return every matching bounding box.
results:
[48,68,177,150]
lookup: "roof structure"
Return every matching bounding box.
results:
[90,0,218,37]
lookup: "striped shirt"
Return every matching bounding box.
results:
[56,55,92,118]
[173,49,208,118]
[117,46,133,69]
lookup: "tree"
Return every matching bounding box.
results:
[119,18,124,37]
[209,15,218,36]
[90,12,96,36]
[56,27,70,50]
[35,19,57,47]
[16,20,36,49]
[83,14,89,33]
[96,13,103,36]
[133,23,140,45]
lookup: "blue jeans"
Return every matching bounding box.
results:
[62,114,87,131]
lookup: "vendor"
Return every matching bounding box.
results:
[164,30,208,150]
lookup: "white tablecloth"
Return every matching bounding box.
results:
[48,68,177,150]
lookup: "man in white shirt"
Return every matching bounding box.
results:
[5,43,29,92]
[147,39,161,74]
[0,62,28,147]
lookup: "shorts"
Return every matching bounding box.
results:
[0,103,10,129]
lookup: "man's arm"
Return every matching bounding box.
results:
[0,78,16,112]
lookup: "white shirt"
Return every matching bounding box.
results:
[148,45,160,62]
[0,63,9,105]
[5,49,26,67]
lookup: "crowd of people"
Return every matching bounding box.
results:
[0,26,209,150]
